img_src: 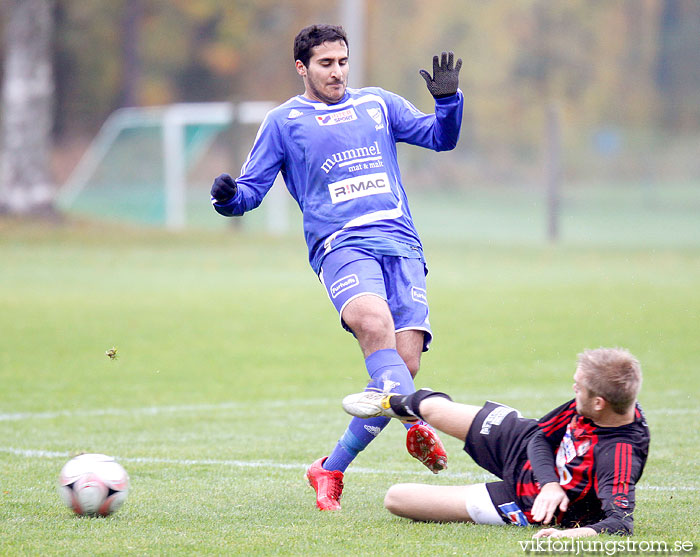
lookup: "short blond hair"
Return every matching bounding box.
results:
[577,348,642,414]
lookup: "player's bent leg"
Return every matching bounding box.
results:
[394,329,450,472]
[323,347,416,474]
[384,483,474,522]
[341,390,450,473]
[384,483,505,524]
[342,389,455,428]
[418,398,483,443]
[363,345,449,474]
[341,294,397,357]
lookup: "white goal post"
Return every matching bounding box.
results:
[59,101,284,231]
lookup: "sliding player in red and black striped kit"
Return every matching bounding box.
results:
[342,347,649,538]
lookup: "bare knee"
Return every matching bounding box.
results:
[343,300,395,353]
[352,311,393,340]
[384,484,412,516]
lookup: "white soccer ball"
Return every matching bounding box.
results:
[58,453,129,516]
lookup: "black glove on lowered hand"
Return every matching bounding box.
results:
[210,173,238,204]
[419,51,462,99]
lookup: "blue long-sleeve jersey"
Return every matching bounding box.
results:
[212,87,464,273]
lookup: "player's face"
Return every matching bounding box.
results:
[573,368,597,417]
[297,40,349,105]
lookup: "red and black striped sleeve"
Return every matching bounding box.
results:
[588,441,641,535]
[537,399,577,443]
[526,430,559,486]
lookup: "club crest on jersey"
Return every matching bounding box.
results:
[366,107,385,130]
[316,107,357,126]
[328,172,391,204]
[577,439,591,457]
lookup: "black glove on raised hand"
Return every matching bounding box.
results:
[210,173,238,204]
[419,51,462,99]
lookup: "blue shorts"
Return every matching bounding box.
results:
[319,246,432,351]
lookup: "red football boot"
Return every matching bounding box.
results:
[305,457,344,511]
[406,423,447,474]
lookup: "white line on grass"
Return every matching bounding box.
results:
[1,447,696,493]
[0,446,489,480]
[0,399,333,422]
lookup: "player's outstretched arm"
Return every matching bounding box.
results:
[419,51,462,98]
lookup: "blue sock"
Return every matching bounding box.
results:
[322,415,391,472]
[323,349,417,472]
[364,348,416,395]
[364,348,419,432]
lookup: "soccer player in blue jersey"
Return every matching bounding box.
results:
[343,347,650,537]
[210,24,463,510]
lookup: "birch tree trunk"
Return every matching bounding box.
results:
[0,0,56,215]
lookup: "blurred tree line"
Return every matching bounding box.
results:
[50,0,335,137]
[1,0,699,214]
[53,0,700,134]
[368,0,700,185]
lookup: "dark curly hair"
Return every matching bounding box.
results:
[293,24,348,67]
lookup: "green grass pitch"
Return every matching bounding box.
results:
[0,220,698,555]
